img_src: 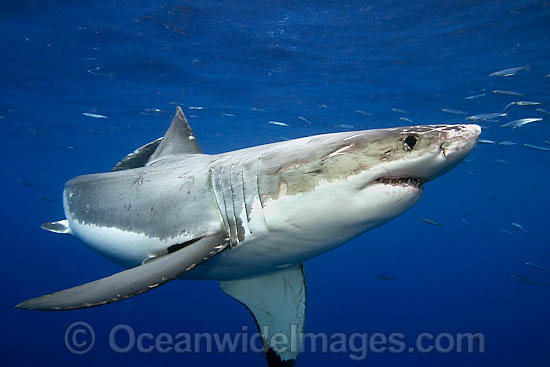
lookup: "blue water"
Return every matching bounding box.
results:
[3,0,550,365]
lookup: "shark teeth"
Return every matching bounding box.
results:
[374,177,424,189]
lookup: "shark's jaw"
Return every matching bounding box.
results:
[372,176,425,191]
[374,176,424,187]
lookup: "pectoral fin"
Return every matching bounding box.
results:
[15,234,228,311]
[220,265,306,366]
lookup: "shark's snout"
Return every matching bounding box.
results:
[440,124,481,164]
[443,124,481,149]
[422,123,481,182]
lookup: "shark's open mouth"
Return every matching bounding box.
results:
[374,177,424,189]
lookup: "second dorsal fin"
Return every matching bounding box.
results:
[147,106,203,163]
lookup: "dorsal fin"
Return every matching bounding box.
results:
[147,106,202,164]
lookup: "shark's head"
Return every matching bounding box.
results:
[261,124,480,248]
[342,124,480,227]
[352,123,481,191]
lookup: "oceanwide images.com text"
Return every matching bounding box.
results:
[65,322,485,361]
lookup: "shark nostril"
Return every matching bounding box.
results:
[403,135,417,150]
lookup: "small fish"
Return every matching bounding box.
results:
[86,67,106,76]
[392,108,411,115]
[221,113,235,117]
[536,108,550,115]
[501,101,544,112]
[501,100,542,112]
[355,110,372,116]
[525,262,550,272]
[489,66,529,77]
[188,106,205,110]
[36,194,55,203]
[336,124,354,129]
[500,118,543,128]
[492,90,524,96]
[497,141,517,146]
[16,179,36,188]
[144,108,162,112]
[510,274,537,286]
[524,143,550,151]
[82,112,108,119]
[477,139,496,145]
[250,107,266,112]
[494,159,510,164]
[465,170,476,176]
[421,218,442,226]
[515,101,543,106]
[267,121,289,127]
[318,104,328,109]
[502,102,516,113]
[499,228,513,235]
[464,93,485,100]
[298,116,312,124]
[511,222,526,232]
[399,117,414,124]
[441,108,468,115]
[461,218,468,227]
[55,144,75,150]
[377,274,397,281]
[467,113,507,121]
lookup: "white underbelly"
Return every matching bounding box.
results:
[68,219,178,267]
[68,217,350,281]
[183,232,345,280]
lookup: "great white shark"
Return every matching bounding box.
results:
[16,107,480,365]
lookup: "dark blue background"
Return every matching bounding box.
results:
[2,0,550,365]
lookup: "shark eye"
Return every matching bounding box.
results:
[403,135,417,151]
